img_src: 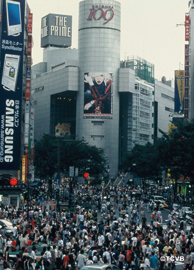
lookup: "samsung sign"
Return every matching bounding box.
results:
[0,0,25,170]
[41,13,72,48]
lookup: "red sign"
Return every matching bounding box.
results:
[185,13,190,41]
[28,13,33,34]
[26,80,31,101]
[27,35,32,56]
[87,5,114,25]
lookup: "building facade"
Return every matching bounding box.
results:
[32,0,174,178]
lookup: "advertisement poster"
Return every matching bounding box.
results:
[0,0,25,170]
[84,72,113,118]
[55,123,71,137]
[174,70,185,113]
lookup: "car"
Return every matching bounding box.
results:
[4,244,51,262]
[180,207,194,217]
[150,195,165,201]
[172,204,179,211]
[0,219,13,237]
[81,263,120,270]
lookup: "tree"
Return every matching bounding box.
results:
[122,120,194,193]
[34,134,107,178]
[123,142,162,186]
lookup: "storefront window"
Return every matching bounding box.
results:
[10,196,17,207]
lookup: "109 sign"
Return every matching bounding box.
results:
[87,5,114,25]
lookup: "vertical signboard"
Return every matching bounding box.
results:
[0,0,25,170]
[174,70,185,113]
[27,13,32,34]
[22,155,26,184]
[185,13,190,41]
[184,44,189,120]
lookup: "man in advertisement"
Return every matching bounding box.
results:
[84,73,113,116]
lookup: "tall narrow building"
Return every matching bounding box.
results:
[189,1,194,119]
[76,0,121,176]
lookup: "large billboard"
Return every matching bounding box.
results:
[0,0,25,170]
[174,70,185,113]
[41,13,72,48]
[84,73,113,118]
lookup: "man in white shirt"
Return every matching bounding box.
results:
[103,248,111,264]
[98,233,104,248]
[145,243,152,256]
[145,254,150,270]
[46,246,52,266]
[132,235,137,247]
[12,225,17,236]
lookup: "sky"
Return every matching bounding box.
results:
[27,0,189,84]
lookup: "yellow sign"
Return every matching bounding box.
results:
[55,123,71,137]
[175,70,185,105]
[22,156,26,184]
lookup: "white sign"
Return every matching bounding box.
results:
[69,166,74,177]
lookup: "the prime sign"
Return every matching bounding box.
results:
[41,14,72,48]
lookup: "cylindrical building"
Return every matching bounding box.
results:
[76,0,121,176]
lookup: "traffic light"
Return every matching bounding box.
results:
[0,174,18,186]
[84,173,89,178]
[10,178,18,186]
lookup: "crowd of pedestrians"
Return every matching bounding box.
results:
[0,184,193,270]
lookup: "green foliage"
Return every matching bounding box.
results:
[122,119,194,186]
[123,142,162,181]
[34,134,107,178]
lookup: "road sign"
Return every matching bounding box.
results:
[69,166,74,177]
[101,181,105,186]
[75,168,78,177]
[54,178,60,185]
[40,196,46,202]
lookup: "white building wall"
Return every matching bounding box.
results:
[155,79,174,136]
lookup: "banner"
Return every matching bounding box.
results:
[174,70,185,113]
[84,72,113,118]
[0,0,25,170]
